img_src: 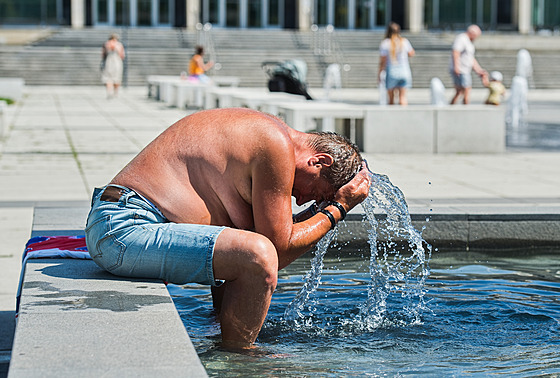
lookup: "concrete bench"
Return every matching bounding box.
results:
[363,105,505,153]
[267,102,504,154]
[273,100,365,134]
[147,75,240,105]
[0,78,24,102]
[9,207,207,377]
[231,89,307,112]
[203,87,283,110]
[173,81,210,109]
[212,76,240,87]
[203,86,241,109]
[146,75,178,101]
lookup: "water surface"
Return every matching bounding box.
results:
[170,249,560,377]
[170,172,559,376]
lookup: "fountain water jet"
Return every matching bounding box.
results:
[378,70,387,105]
[506,49,532,129]
[323,64,341,100]
[430,77,447,106]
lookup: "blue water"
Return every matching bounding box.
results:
[169,250,560,376]
[169,172,560,376]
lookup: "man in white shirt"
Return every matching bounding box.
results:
[449,25,487,104]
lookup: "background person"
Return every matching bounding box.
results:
[378,22,415,106]
[449,24,486,104]
[85,108,371,350]
[188,45,214,83]
[101,33,125,98]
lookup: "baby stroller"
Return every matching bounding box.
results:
[262,59,313,100]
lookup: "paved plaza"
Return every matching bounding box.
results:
[1,85,560,375]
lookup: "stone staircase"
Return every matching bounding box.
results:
[0,27,557,89]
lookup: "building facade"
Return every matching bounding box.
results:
[0,0,558,33]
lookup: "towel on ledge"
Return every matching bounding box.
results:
[23,235,89,260]
[16,235,90,317]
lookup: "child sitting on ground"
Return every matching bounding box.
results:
[482,71,506,106]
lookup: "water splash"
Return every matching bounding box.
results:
[284,171,432,331]
[506,49,532,129]
[359,173,432,329]
[283,228,337,326]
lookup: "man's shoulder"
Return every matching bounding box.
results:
[225,109,294,154]
[453,32,469,47]
[253,119,293,153]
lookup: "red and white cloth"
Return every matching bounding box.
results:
[16,235,90,316]
[22,235,89,260]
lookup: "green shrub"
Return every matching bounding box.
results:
[0,97,15,105]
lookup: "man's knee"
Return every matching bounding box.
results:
[245,235,278,287]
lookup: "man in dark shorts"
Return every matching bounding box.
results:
[85,108,371,350]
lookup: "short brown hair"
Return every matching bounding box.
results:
[307,132,363,190]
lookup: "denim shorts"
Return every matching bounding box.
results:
[451,72,472,88]
[85,185,226,286]
[385,64,412,89]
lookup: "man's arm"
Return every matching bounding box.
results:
[194,55,214,72]
[280,168,370,269]
[472,57,485,77]
[250,137,370,269]
[452,50,461,75]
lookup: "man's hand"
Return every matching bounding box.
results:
[332,161,371,212]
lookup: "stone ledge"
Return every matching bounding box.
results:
[11,204,559,376]
[342,212,560,251]
[363,105,505,154]
[10,258,208,378]
[9,205,208,377]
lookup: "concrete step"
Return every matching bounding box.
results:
[1,28,558,88]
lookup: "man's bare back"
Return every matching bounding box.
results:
[112,108,293,229]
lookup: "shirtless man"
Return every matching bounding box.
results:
[85,108,371,349]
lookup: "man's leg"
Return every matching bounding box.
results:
[212,228,278,349]
[463,86,472,104]
[450,86,464,104]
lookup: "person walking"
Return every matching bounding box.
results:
[378,22,415,106]
[449,25,487,105]
[101,33,126,98]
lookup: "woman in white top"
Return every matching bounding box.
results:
[378,22,415,105]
